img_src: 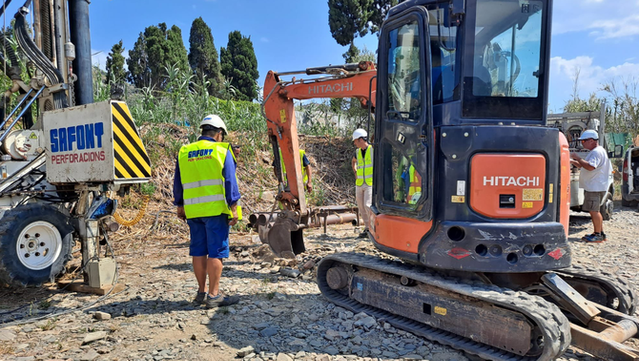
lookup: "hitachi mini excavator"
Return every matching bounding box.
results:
[261,0,639,360]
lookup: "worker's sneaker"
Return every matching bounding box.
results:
[581,232,607,242]
[205,293,240,308]
[582,233,605,243]
[194,291,207,304]
[358,229,369,238]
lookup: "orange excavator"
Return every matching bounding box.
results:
[260,1,639,360]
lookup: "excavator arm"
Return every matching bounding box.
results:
[259,61,377,258]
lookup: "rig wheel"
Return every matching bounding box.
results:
[0,204,74,286]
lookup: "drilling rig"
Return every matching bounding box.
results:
[0,0,150,289]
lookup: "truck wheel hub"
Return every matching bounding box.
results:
[16,222,62,271]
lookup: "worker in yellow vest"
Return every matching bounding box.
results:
[174,114,240,308]
[351,129,373,238]
[277,149,313,192]
[407,164,422,204]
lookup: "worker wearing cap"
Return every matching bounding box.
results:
[352,129,373,238]
[570,129,612,243]
[173,114,241,308]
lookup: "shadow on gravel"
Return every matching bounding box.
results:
[0,286,59,324]
[152,262,192,272]
[92,298,204,317]
[203,292,353,357]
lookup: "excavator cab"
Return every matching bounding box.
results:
[371,0,570,273]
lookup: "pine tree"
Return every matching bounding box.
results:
[106,40,126,85]
[166,25,190,75]
[188,17,222,97]
[127,32,150,88]
[128,23,189,90]
[220,31,259,101]
[328,0,401,46]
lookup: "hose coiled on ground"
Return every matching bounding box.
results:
[113,195,149,227]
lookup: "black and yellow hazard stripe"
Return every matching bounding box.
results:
[111,101,152,179]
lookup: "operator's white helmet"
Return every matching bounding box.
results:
[201,114,228,135]
[578,129,598,140]
[352,128,367,141]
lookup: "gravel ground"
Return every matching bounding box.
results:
[0,202,638,361]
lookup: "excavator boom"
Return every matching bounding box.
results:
[259,62,376,257]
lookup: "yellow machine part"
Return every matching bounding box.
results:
[113,195,149,227]
[111,102,152,179]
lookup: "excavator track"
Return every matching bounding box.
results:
[557,263,637,315]
[317,253,572,361]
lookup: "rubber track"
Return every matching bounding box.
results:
[317,253,571,361]
[557,262,637,316]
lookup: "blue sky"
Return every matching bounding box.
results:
[5,0,638,113]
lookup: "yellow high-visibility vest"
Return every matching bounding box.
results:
[280,149,308,184]
[356,145,373,186]
[178,140,231,219]
[407,164,422,204]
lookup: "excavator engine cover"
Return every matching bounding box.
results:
[258,217,305,259]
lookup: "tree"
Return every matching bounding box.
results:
[127,32,150,88]
[220,31,259,101]
[331,45,376,128]
[342,43,360,62]
[188,17,223,97]
[127,23,189,90]
[106,40,126,85]
[328,0,401,46]
[602,77,639,134]
[145,23,189,89]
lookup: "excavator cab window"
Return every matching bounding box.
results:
[387,21,423,122]
[428,5,460,104]
[375,8,433,221]
[462,0,548,120]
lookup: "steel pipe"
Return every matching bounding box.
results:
[68,0,93,105]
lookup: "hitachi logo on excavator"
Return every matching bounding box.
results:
[483,176,540,187]
[308,82,353,95]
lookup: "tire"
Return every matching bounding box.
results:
[621,198,637,207]
[600,191,614,221]
[0,204,74,286]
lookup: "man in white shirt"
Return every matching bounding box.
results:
[570,129,612,243]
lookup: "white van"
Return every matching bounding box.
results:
[621,146,639,207]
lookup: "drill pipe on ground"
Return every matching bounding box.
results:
[248,211,358,231]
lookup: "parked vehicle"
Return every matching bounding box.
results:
[547,105,615,220]
[621,145,639,207]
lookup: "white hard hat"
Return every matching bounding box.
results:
[578,129,598,140]
[352,128,367,141]
[201,114,228,135]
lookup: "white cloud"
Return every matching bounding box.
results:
[552,0,639,39]
[549,55,639,111]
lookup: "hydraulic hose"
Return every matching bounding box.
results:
[0,0,13,18]
[14,9,64,85]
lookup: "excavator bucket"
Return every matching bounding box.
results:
[258,217,305,259]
